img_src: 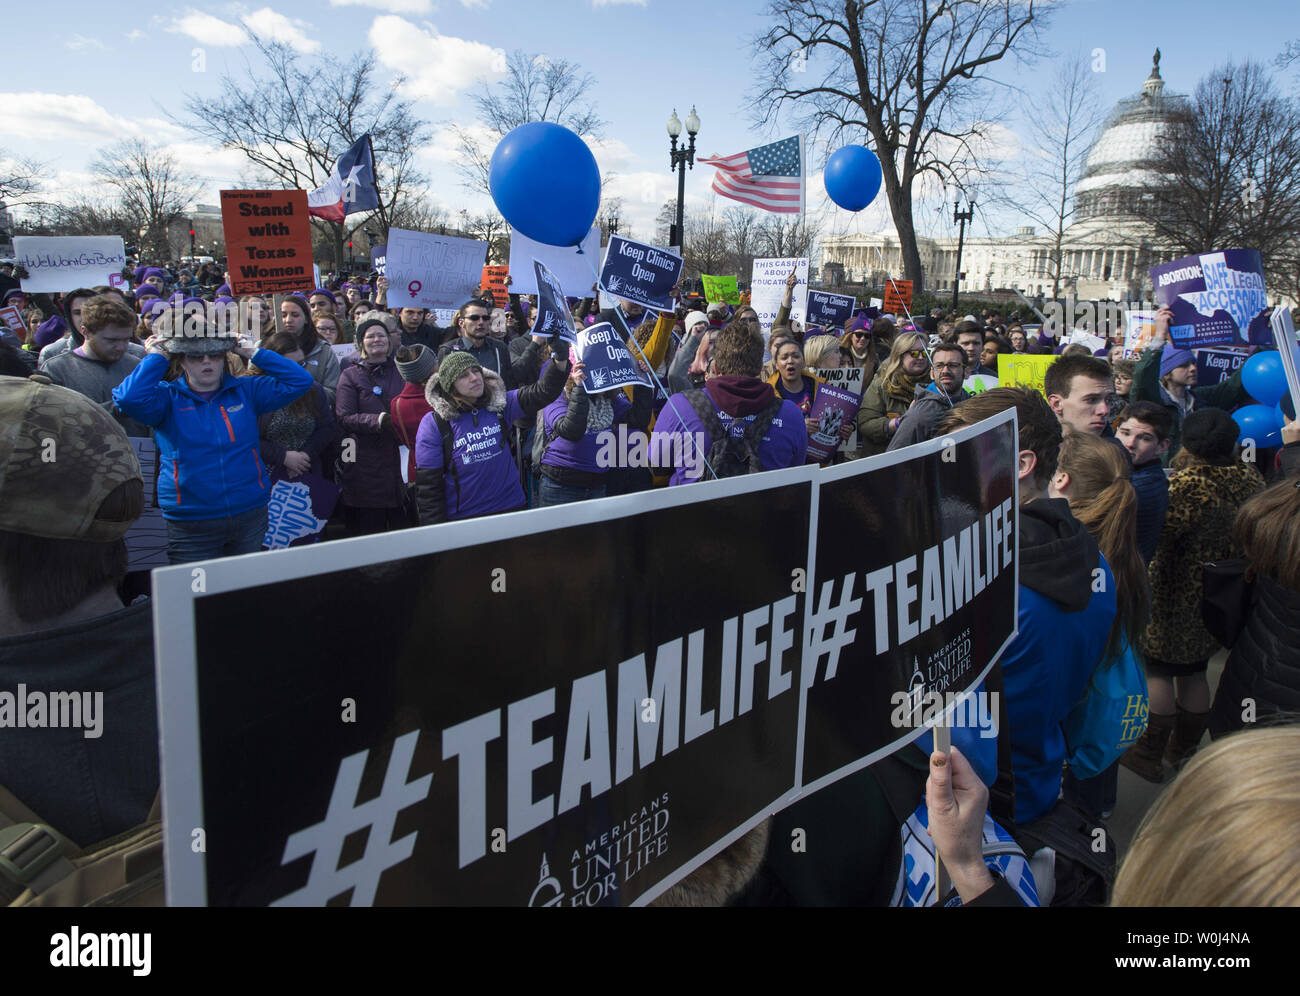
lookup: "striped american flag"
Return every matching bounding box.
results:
[698,135,804,214]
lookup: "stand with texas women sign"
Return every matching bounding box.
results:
[153,409,1018,906]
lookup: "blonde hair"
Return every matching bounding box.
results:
[879,331,928,396]
[1112,727,1300,906]
[1235,477,1300,592]
[801,335,839,370]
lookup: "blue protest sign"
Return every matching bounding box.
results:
[1194,347,1248,388]
[599,235,683,312]
[577,321,652,395]
[370,243,386,277]
[533,259,578,343]
[1151,249,1271,348]
[805,290,855,329]
[263,471,342,549]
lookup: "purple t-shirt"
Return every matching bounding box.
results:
[539,391,632,474]
[413,394,528,519]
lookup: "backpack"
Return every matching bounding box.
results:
[681,389,783,479]
[0,783,162,907]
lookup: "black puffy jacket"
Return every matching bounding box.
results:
[1209,574,1300,737]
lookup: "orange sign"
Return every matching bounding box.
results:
[481,265,509,308]
[0,304,25,340]
[882,278,913,315]
[220,189,315,296]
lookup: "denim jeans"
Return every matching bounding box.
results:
[537,476,606,507]
[165,505,269,564]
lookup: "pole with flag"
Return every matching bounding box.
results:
[698,135,804,215]
[307,135,381,223]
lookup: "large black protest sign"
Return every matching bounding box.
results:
[799,411,1018,791]
[805,289,855,329]
[599,235,683,312]
[154,412,1017,906]
[155,475,814,906]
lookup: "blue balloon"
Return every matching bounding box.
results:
[823,145,883,212]
[489,122,600,248]
[1242,350,1287,407]
[1233,403,1283,448]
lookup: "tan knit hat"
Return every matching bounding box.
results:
[0,379,142,541]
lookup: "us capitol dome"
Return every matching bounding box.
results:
[820,51,1191,304]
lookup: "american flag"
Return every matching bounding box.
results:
[699,135,804,214]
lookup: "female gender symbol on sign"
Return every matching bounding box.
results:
[408,281,422,297]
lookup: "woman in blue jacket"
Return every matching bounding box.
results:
[113,320,314,563]
[414,342,575,524]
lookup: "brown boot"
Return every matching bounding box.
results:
[1120,711,1174,783]
[1164,705,1209,770]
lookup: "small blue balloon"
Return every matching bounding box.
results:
[1233,403,1283,448]
[1242,350,1287,407]
[823,145,883,212]
[489,122,601,248]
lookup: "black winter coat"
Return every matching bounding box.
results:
[1210,574,1300,737]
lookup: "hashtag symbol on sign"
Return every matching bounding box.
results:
[270,730,431,907]
[806,573,862,685]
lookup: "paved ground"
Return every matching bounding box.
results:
[1106,648,1228,859]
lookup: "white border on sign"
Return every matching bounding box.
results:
[156,461,821,906]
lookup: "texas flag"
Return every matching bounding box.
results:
[307,135,381,223]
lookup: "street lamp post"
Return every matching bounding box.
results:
[951,197,975,313]
[667,106,700,253]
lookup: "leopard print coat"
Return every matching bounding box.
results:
[1143,461,1264,666]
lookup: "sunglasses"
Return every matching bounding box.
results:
[906,349,929,360]
[464,314,490,322]
[851,330,870,338]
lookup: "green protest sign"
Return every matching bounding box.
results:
[701,274,741,305]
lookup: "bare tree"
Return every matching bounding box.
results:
[655,199,677,248]
[182,38,431,267]
[388,194,449,236]
[755,213,821,260]
[452,50,605,198]
[0,149,50,207]
[1138,61,1300,298]
[723,207,762,278]
[754,0,1046,293]
[14,195,140,245]
[682,199,732,277]
[995,53,1105,297]
[461,213,512,264]
[90,140,202,260]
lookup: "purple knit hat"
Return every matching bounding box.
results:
[33,315,66,350]
[1159,343,1195,378]
[310,287,336,304]
[143,267,167,282]
[847,315,870,334]
[217,283,233,297]
[142,299,171,321]
[133,285,161,302]
[133,265,147,284]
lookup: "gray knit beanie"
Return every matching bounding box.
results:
[437,350,481,394]
[396,345,435,385]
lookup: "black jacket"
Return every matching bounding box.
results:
[1210,574,1300,738]
[436,335,541,390]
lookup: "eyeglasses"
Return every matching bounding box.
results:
[933,362,964,371]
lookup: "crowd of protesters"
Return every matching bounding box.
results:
[2,250,1299,909]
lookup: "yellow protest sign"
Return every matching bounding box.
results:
[998,354,1056,396]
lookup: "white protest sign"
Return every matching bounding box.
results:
[1065,328,1106,352]
[508,226,600,296]
[750,257,808,331]
[869,297,883,310]
[1123,309,1158,359]
[384,228,487,310]
[1270,307,1300,422]
[15,236,127,292]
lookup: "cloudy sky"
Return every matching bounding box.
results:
[2,0,1292,246]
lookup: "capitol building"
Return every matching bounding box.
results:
[819,53,1188,302]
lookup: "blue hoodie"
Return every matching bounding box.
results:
[113,349,314,521]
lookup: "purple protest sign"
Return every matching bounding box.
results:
[805,379,862,463]
[577,321,652,395]
[806,290,855,329]
[1194,347,1249,388]
[370,243,386,277]
[263,471,342,550]
[1151,249,1271,348]
[533,258,579,344]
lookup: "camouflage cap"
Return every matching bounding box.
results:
[0,379,142,542]
[154,300,242,355]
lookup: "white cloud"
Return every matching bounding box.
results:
[125,29,145,42]
[66,34,108,51]
[165,9,248,47]
[241,7,321,53]
[368,15,505,104]
[329,0,433,12]
[593,0,647,6]
[0,92,185,145]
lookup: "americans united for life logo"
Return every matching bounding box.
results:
[527,793,671,906]
[889,629,996,738]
